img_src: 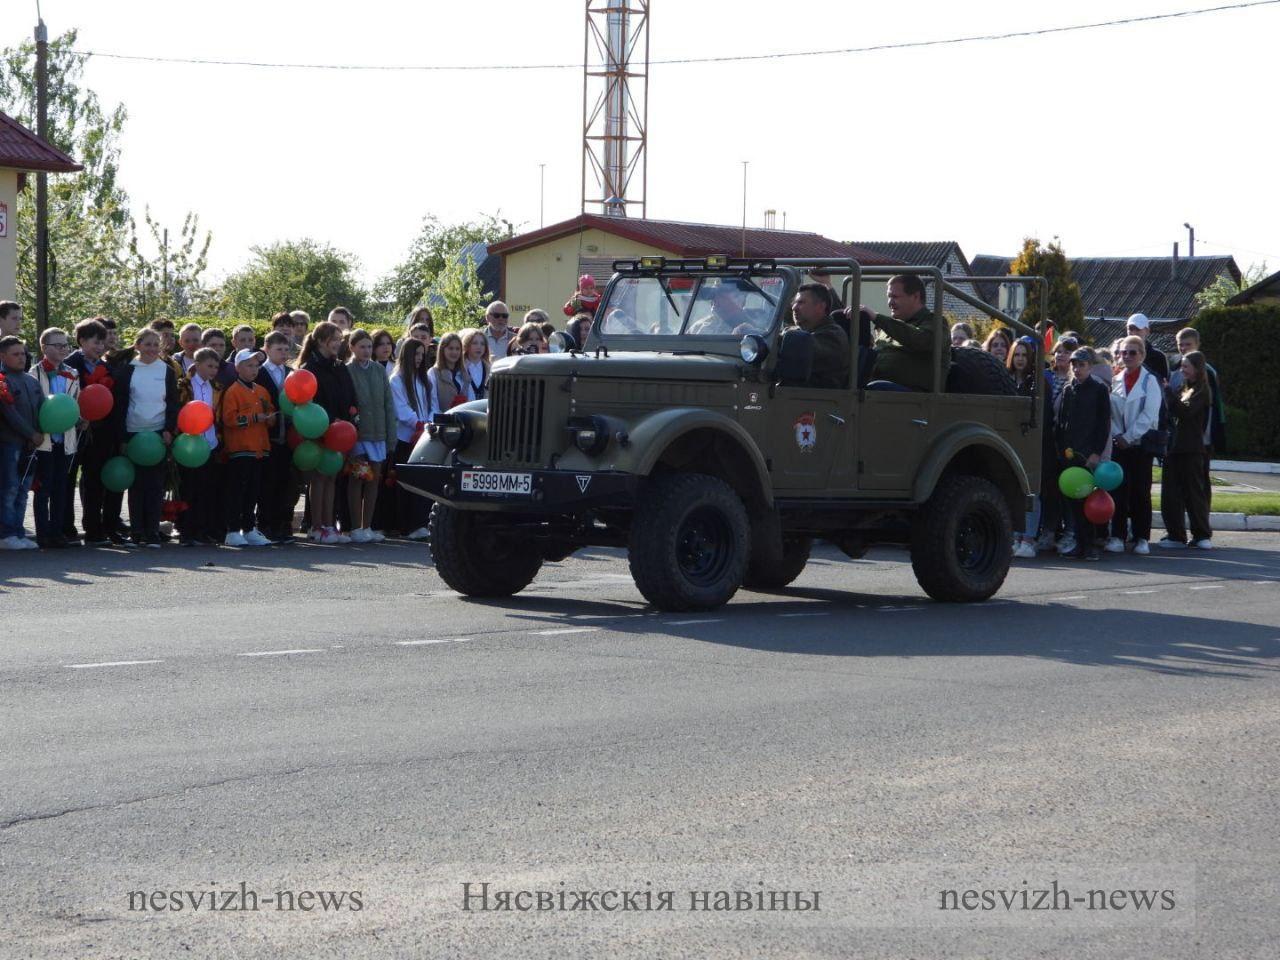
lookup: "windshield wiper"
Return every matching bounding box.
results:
[736,275,778,307]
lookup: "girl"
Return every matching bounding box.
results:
[345,330,397,543]
[110,329,179,548]
[1008,337,1059,556]
[389,338,432,540]
[513,321,548,355]
[1108,335,1163,556]
[1159,350,1213,549]
[406,307,435,341]
[300,321,358,545]
[428,332,468,418]
[371,329,397,374]
[982,327,1012,364]
[460,328,490,400]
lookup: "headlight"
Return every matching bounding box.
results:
[548,331,575,354]
[740,334,769,364]
[568,415,609,455]
[429,415,472,450]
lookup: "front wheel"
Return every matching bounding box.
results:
[429,503,542,597]
[910,475,1012,602]
[628,473,749,611]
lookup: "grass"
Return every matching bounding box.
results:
[1152,492,1280,516]
[1152,466,1228,487]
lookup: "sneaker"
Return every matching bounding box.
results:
[368,529,386,542]
[1012,540,1036,559]
[1104,537,1125,553]
[1192,539,1213,550]
[319,528,344,545]
[1133,539,1150,555]
[18,537,39,550]
[1156,537,1187,549]
[406,526,430,541]
[223,531,248,547]
[1056,535,1077,556]
[350,528,372,543]
[308,528,322,542]
[1035,530,1056,552]
[244,529,272,547]
[334,531,352,544]
[0,536,26,551]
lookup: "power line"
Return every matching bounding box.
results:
[70,0,1280,72]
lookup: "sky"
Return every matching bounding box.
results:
[2,0,1278,291]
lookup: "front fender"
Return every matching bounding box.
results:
[913,423,1031,504]
[405,400,489,466]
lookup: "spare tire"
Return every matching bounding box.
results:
[947,346,1017,396]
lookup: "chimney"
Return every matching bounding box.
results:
[1171,241,1179,280]
[763,209,776,229]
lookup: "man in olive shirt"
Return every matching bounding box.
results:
[792,283,849,388]
[859,274,946,391]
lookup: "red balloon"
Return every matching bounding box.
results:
[1083,489,1115,525]
[323,420,357,454]
[284,369,318,405]
[78,383,114,422]
[177,400,214,435]
[286,426,304,450]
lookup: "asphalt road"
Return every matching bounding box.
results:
[2,535,1277,959]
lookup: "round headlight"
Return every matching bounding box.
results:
[569,415,609,455]
[549,331,574,354]
[573,428,598,452]
[739,334,768,364]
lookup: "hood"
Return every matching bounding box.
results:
[493,351,743,382]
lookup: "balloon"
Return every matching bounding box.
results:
[78,383,113,422]
[284,369,317,404]
[38,393,80,434]
[292,439,322,471]
[126,431,166,467]
[1093,459,1124,492]
[317,448,344,476]
[1058,466,1096,500]
[101,455,136,492]
[177,400,214,436]
[286,426,304,450]
[278,391,295,416]
[1083,489,1115,525]
[172,432,211,468]
[292,402,329,439]
[323,420,357,453]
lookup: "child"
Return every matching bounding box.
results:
[200,328,237,386]
[345,330,397,542]
[177,348,225,545]
[427,332,467,417]
[563,274,601,318]
[66,318,123,546]
[389,338,432,540]
[255,331,296,541]
[231,325,258,355]
[32,328,81,548]
[0,335,43,550]
[220,349,275,546]
[111,329,179,548]
[300,322,357,544]
[1053,347,1112,561]
[460,328,490,401]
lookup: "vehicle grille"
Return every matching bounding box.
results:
[488,376,547,465]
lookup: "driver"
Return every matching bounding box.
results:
[687,281,762,336]
[791,283,849,388]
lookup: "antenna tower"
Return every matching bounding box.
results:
[581,1,649,218]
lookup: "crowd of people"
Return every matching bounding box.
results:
[0,292,593,551]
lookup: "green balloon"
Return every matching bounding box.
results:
[39,393,80,434]
[317,447,344,476]
[278,392,295,416]
[173,432,211,468]
[1058,465,1096,500]
[292,402,329,439]
[292,439,322,471]
[101,455,136,492]
[126,431,166,467]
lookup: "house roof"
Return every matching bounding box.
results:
[1227,267,1280,305]
[488,213,897,265]
[849,241,969,274]
[0,111,81,174]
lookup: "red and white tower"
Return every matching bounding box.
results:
[581,1,649,218]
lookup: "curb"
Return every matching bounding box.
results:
[1210,460,1280,475]
[1151,512,1279,532]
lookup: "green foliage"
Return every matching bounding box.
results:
[214,239,369,324]
[429,249,493,333]
[109,208,213,326]
[376,213,509,317]
[1194,262,1268,310]
[1194,303,1280,458]
[1009,237,1085,333]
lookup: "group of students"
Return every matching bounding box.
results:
[0,296,587,551]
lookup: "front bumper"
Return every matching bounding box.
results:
[396,463,640,514]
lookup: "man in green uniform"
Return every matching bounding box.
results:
[859,274,947,391]
[792,283,849,388]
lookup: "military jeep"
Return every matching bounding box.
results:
[398,257,1046,611]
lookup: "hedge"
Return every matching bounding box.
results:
[1194,303,1280,459]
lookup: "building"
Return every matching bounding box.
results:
[1226,268,1280,307]
[0,111,82,301]
[849,241,988,322]
[487,213,895,318]
[971,251,1241,351]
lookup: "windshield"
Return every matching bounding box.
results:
[599,274,785,337]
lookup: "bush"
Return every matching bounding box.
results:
[1194,304,1280,459]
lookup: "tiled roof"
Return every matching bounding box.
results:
[489,214,897,265]
[969,255,1014,303]
[850,241,967,273]
[0,111,81,173]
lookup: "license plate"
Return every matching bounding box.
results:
[460,470,533,495]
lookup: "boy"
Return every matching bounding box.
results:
[220,349,275,547]
[66,318,125,545]
[231,324,258,354]
[271,312,298,361]
[32,328,81,548]
[255,331,296,540]
[0,335,43,550]
[0,301,31,371]
[200,328,237,386]
[176,348,225,546]
[176,323,203,375]
[1053,347,1112,561]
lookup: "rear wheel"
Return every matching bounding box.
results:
[743,534,812,590]
[910,474,1011,602]
[628,473,749,611]
[429,503,542,597]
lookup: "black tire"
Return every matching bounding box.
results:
[429,503,542,597]
[910,474,1012,602]
[628,473,749,611]
[948,346,1017,396]
[743,535,812,590]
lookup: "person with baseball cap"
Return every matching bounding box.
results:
[219,348,275,547]
[1053,347,1112,560]
[1125,314,1170,382]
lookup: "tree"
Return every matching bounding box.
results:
[106,208,213,327]
[428,248,493,333]
[215,239,368,323]
[1008,237,1084,335]
[1193,262,1268,311]
[377,213,510,318]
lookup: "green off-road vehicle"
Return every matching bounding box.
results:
[398,256,1046,611]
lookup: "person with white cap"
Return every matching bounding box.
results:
[1125,313,1170,383]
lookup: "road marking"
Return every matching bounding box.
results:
[880,605,924,611]
[397,637,472,646]
[777,612,830,618]
[1189,585,1224,590]
[238,648,325,657]
[531,627,600,636]
[1051,595,1087,601]
[66,659,163,669]
[1122,589,1160,595]
[663,618,725,626]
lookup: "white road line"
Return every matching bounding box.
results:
[1051,595,1087,601]
[777,612,830,618]
[237,648,325,657]
[880,605,924,611]
[66,659,163,669]
[1189,585,1224,590]
[397,637,472,646]
[1122,589,1160,595]
[531,627,600,636]
[663,618,725,626]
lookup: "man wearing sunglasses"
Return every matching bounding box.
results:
[483,301,516,360]
[1125,313,1169,383]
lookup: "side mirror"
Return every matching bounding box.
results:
[774,327,813,386]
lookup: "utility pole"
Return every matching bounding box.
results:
[740,161,748,257]
[539,163,546,228]
[35,15,49,334]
